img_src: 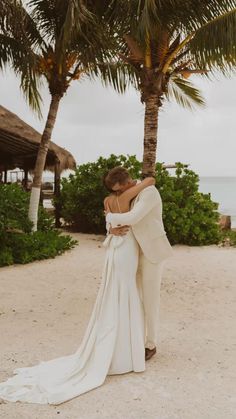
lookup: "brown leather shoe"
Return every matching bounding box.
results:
[145,347,157,361]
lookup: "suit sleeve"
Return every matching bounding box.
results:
[106,188,158,227]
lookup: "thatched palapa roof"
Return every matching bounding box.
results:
[0,105,76,173]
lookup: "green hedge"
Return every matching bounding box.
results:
[54,154,141,234]
[158,163,222,245]
[56,154,221,245]
[0,184,77,267]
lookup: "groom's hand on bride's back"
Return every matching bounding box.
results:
[109,225,130,236]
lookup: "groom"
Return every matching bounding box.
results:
[104,167,174,361]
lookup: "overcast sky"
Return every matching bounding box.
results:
[0,69,235,177]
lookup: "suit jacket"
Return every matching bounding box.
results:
[106,185,174,264]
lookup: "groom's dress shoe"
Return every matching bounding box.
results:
[145,347,156,361]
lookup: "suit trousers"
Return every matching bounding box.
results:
[137,251,165,350]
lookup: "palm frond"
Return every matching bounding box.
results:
[133,0,236,37]
[124,34,144,63]
[0,33,42,114]
[89,61,138,94]
[153,30,170,66]
[189,8,236,74]
[1,0,45,48]
[20,66,43,118]
[165,75,205,110]
[170,48,190,66]
[57,0,95,53]
[162,33,194,73]
[0,1,43,114]
[27,0,59,42]
[138,0,160,35]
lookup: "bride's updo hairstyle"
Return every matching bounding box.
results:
[103,166,130,192]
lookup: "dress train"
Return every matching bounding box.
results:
[0,231,145,405]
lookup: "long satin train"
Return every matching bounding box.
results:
[0,233,145,405]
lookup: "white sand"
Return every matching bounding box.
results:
[0,233,236,419]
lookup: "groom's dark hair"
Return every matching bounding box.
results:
[103,166,130,191]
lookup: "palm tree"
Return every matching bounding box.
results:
[0,0,43,113]
[116,1,236,176]
[0,0,129,231]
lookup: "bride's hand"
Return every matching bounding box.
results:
[109,225,130,236]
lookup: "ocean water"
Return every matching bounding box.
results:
[42,175,236,228]
[199,177,236,228]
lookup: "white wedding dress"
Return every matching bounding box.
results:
[0,229,145,405]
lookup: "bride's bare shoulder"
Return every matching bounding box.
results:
[104,194,113,203]
[104,194,115,209]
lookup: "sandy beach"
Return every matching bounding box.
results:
[0,233,236,419]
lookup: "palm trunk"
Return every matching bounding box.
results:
[142,94,159,177]
[28,94,61,231]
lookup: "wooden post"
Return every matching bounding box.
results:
[39,185,43,204]
[54,159,61,228]
[24,169,28,182]
[4,168,7,183]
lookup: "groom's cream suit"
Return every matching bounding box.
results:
[107,185,173,349]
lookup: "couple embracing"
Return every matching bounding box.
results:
[0,166,173,405]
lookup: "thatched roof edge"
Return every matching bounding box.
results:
[0,105,76,173]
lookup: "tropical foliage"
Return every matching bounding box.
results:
[56,154,222,246]
[0,184,77,266]
[112,1,236,175]
[220,229,236,247]
[54,154,141,233]
[0,0,236,231]
[0,0,131,231]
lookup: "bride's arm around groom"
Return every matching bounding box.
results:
[106,185,160,227]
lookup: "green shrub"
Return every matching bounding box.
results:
[0,183,33,235]
[219,230,236,247]
[156,162,220,245]
[4,230,77,265]
[0,184,77,267]
[38,207,55,231]
[56,155,221,245]
[0,183,55,235]
[54,154,141,233]
[0,246,14,266]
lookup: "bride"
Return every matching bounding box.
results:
[0,173,155,405]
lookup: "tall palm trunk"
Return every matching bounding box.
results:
[142,94,159,177]
[28,94,61,231]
